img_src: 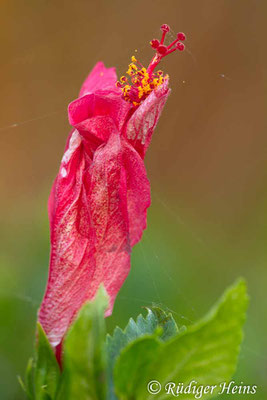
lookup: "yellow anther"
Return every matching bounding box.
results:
[127,63,138,76]
[141,78,148,86]
[130,63,137,71]
[123,85,130,94]
[119,55,167,105]
[138,86,144,98]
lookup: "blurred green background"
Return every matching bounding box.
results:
[0,0,266,399]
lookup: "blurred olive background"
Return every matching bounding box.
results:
[0,0,266,399]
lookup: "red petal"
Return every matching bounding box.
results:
[125,79,170,158]
[39,131,132,347]
[39,130,93,347]
[88,133,131,313]
[68,91,131,144]
[122,140,151,246]
[79,61,118,97]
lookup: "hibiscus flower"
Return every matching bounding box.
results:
[38,24,186,357]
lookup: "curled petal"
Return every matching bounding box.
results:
[68,91,131,142]
[39,130,93,347]
[125,79,170,158]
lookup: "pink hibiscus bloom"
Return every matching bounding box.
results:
[38,25,186,355]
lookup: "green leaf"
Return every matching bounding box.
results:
[59,287,108,400]
[149,306,180,341]
[114,279,248,400]
[106,307,178,399]
[35,323,60,400]
[25,358,35,399]
[114,336,161,400]
[18,358,35,399]
[18,375,27,395]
